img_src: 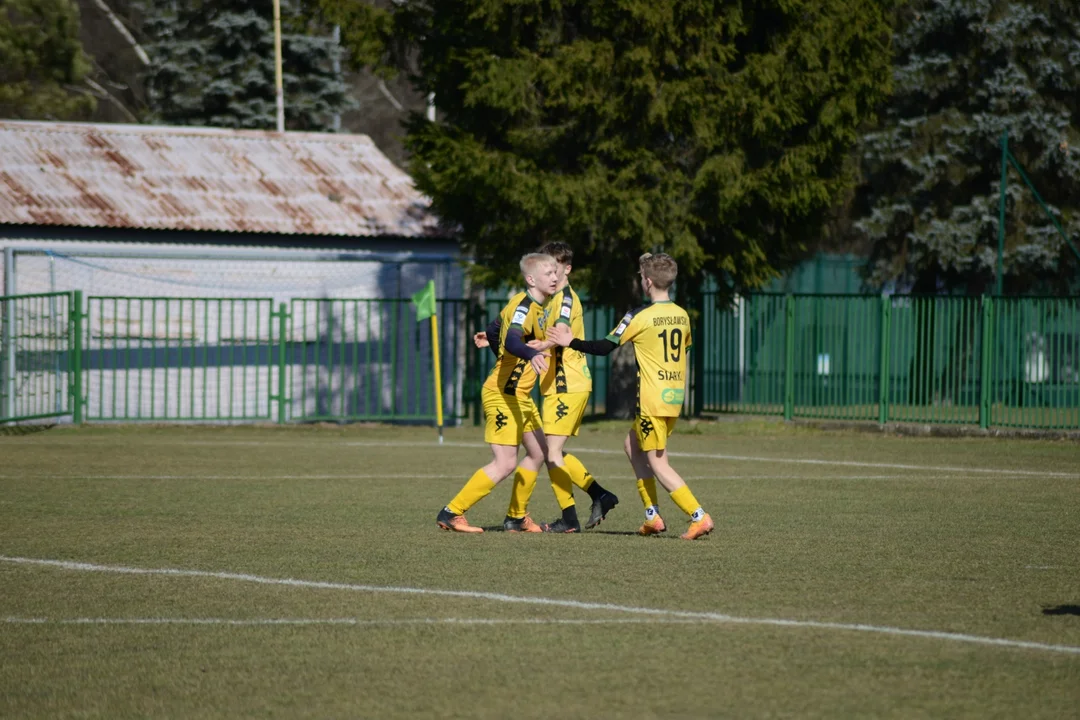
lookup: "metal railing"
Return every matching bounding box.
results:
[3,292,1076,431]
[695,293,1078,429]
[0,291,78,423]
[82,297,277,422]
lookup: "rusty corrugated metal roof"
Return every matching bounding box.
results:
[0,121,442,238]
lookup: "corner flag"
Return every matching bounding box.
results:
[411,279,443,442]
[411,280,437,321]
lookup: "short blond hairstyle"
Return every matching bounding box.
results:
[520,252,556,280]
[639,252,678,290]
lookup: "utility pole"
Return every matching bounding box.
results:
[273,0,285,132]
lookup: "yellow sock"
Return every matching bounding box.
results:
[506,466,539,519]
[548,464,576,510]
[636,477,658,509]
[447,469,496,515]
[670,486,703,518]
[563,453,594,491]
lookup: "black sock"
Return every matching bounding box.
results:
[585,480,606,502]
[562,505,580,529]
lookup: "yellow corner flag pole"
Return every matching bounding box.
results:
[430,311,444,444]
[411,280,443,443]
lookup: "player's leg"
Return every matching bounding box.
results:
[625,428,665,535]
[543,391,618,529]
[540,432,583,533]
[642,417,713,541]
[504,397,545,532]
[437,389,521,533]
[504,426,546,533]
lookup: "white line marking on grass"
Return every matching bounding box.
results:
[3,556,1078,657]
[343,441,1080,479]
[2,616,700,627]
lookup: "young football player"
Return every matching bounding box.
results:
[529,242,618,533]
[437,253,559,533]
[547,252,714,540]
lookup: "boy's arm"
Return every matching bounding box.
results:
[568,337,618,356]
[484,318,501,357]
[549,306,639,355]
[503,326,541,361]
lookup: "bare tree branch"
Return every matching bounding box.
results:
[82,78,140,122]
[377,79,405,112]
[89,0,151,66]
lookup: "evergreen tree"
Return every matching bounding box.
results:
[136,0,352,131]
[0,0,95,119]
[323,0,896,309]
[856,0,1080,294]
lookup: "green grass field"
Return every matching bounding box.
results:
[1,421,1078,718]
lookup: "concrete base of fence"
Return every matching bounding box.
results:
[788,418,1080,442]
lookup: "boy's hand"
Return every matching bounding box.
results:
[527,339,553,351]
[547,324,573,347]
[473,331,490,349]
[529,353,548,375]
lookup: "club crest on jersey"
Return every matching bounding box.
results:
[511,308,528,326]
[560,305,571,319]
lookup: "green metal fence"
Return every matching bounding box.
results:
[4,292,1076,431]
[696,293,1079,429]
[0,291,78,423]
[82,297,276,421]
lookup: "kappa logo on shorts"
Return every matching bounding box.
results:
[555,398,569,421]
[639,417,654,439]
[495,409,509,432]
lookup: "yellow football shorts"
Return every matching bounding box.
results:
[482,386,541,445]
[541,391,590,436]
[634,414,677,452]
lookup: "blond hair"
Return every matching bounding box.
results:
[520,252,556,280]
[639,252,678,290]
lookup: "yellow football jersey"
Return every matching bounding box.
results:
[482,291,546,397]
[605,300,692,417]
[539,284,592,396]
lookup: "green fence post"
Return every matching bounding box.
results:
[784,294,795,421]
[878,293,890,425]
[70,291,84,425]
[979,295,993,429]
[692,294,705,417]
[272,302,289,424]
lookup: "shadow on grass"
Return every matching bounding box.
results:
[0,423,56,437]
[1042,604,1080,616]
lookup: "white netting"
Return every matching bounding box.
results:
[7,247,458,305]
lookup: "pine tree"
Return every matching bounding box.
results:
[136,0,352,131]
[0,0,95,120]
[856,0,1080,295]
[323,0,896,309]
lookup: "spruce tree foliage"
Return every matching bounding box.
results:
[136,0,352,131]
[857,0,1080,295]
[322,0,895,309]
[0,0,95,120]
